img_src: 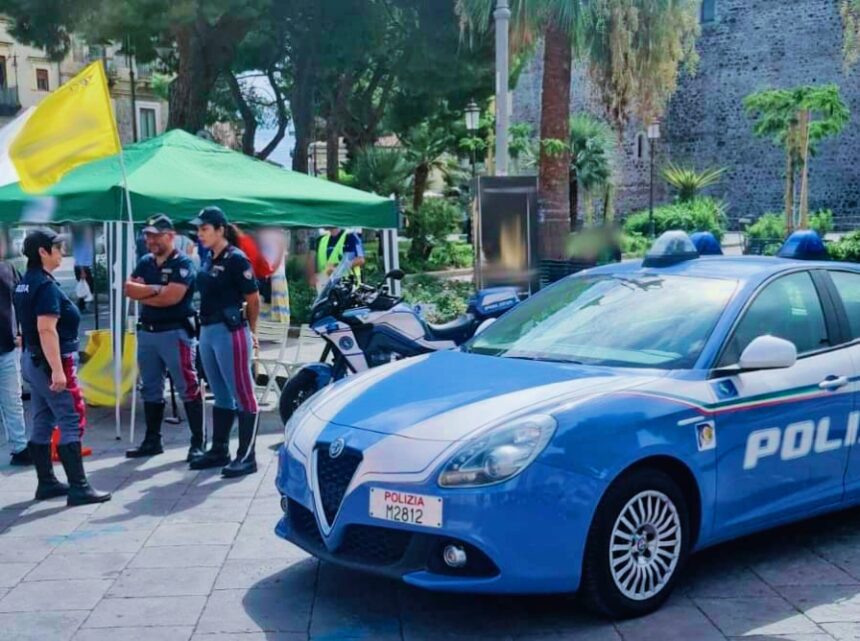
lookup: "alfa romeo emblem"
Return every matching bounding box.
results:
[328,438,345,459]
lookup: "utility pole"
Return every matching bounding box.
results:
[126,37,138,143]
[494,0,510,176]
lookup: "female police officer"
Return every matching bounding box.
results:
[188,207,261,477]
[14,230,110,505]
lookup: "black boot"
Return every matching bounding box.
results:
[222,412,258,478]
[189,407,233,470]
[29,442,69,501]
[57,442,111,506]
[125,402,164,458]
[184,399,205,462]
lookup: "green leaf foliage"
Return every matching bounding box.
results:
[829,230,860,262]
[662,163,725,202]
[347,146,411,198]
[622,197,727,240]
[404,198,463,263]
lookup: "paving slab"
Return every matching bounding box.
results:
[694,596,822,636]
[0,579,112,612]
[195,587,313,634]
[25,553,134,581]
[83,595,208,628]
[0,610,89,641]
[107,566,220,597]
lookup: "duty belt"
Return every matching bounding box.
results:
[137,321,187,333]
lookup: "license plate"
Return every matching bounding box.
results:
[369,488,443,528]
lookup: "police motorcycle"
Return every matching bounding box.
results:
[277,259,521,424]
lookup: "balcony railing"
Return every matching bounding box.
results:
[0,86,20,117]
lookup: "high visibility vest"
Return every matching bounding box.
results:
[317,232,361,282]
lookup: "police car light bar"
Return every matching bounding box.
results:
[642,231,700,268]
[777,230,829,261]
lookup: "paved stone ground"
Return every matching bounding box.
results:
[6,407,860,640]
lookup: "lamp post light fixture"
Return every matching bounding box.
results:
[647,121,661,239]
[465,99,481,177]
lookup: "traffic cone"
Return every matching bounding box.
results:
[50,427,92,462]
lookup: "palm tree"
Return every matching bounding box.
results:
[403,122,453,213]
[457,0,587,260]
[569,114,614,225]
[348,146,411,198]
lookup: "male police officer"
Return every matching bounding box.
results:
[125,214,204,461]
[309,227,365,292]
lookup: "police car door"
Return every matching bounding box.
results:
[824,269,860,500]
[713,270,852,536]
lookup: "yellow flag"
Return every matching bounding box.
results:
[8,61,121,193]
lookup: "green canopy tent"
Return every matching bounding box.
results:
[0,129,397,228]
[0,129,398,442]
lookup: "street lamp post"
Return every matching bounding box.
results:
[647,122,661,239]
[465,99,481,178]
[494,0,510,176]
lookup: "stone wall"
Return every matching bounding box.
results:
[511,0,860,228]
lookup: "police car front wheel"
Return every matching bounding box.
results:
[580,467,689,619]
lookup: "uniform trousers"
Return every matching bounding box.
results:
[198,322,258,414]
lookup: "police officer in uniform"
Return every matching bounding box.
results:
[310,227,365,292]
[124,214,204,461]
[188,207,261,477]
[14,230,110,506]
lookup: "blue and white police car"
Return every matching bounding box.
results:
[275,231,860,618]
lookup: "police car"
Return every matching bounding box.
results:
[275,230,860,618]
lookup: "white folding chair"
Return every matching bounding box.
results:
[253,318,292,410]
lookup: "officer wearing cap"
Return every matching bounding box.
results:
[14,229,111,506]
[124,214,204,461]
[188,207,261,477]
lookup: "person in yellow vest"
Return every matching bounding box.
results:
[309,228,365,293]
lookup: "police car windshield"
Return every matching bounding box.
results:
[465,274,737,369]
[314,258,353,306]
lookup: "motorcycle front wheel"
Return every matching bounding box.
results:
[278,369,323,425]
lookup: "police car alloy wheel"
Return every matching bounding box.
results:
[580,468,689,619]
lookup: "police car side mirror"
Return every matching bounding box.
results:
[738,335,797,371]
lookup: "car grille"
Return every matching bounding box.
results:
[338,525,413,565]
[289,499,412,566]
[316,443,363,525]
[288,499,323,546]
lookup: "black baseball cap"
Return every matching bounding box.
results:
[142,213,174,234]
[22,229,67,260]
[190,206,228,228]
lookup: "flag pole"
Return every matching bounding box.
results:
[117,149,137,442]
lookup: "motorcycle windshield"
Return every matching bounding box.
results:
[313,258,352,307]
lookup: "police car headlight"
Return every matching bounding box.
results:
[438,415,556,488]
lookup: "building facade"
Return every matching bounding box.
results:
[0,19,168,144]
[512,0,860,228]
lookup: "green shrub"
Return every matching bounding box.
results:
[404,198,463,262]
[828,230,860,262]
[620,233,651,258]
[428,243,472,270]
[288,280,316,326]
[810,209,834,237]
[746,212,786,241]
[623,197,727,240]
[401,274,472,323]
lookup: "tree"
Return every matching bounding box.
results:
[457,0,700,258]
[1,0,275,133]
[458,0,587,260]
[584,0,700,131]
[842,0,860,69]
[569,114,614,225]
[348,146,411,198]
[403,122,453,213]
[744,85,850,232]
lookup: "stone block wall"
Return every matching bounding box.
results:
[511,0,860,229]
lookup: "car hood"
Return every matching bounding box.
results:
[307,350,663,442]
